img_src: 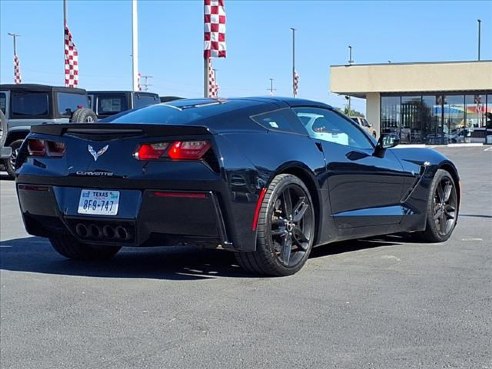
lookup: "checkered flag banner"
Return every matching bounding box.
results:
[293,70,300,96]
[14,54,22,84]
[204,0,226,58]
[208,59,219,98]
[64,24,79,88]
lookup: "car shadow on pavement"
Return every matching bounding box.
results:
[1,235,409,280]
[0,236,245,280]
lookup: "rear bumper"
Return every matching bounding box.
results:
[17,184,234,249]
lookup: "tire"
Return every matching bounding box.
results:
[0,110,7,148]
[235,174,316,276]
[5,139,24,178]
[70,108,97,123]
[50,234,121,261]
[416,169,458,243]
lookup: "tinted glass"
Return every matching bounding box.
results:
[133,93,160,109]
[57,92,89,117]
[0,93,6,114]
[11,91,49,118]
[293,107,373,149]
[250,108,307,135]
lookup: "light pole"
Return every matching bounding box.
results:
[8,32,20,55]
[291,27,296,97]
[348,45,354,65]
[267,78,276,95]
[347,45,353,115]
[8,33,21,84]
[478,19,481,61]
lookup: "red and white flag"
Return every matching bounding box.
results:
[14,54,22,84]
[293,70,300,96]
[204,0,226,59]
[64,24,79,88]
[208,59,219,98]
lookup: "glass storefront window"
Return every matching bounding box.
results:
[487,95,492,129]
[401,96,422,143]
[381,92,491,145]
[381,96,400,137]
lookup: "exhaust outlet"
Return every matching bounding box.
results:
[102,225,116,239]
[115,226,131,241]
[75,223,89,238]
[88,224,103,239]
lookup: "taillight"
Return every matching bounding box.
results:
[134,140,211,161]
[134,142,169,160]
[47,141,66,157]
[27,139,46,156]
[168,141,211,160]
[27,139,66,157]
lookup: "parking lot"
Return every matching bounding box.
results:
[1,146,491,369]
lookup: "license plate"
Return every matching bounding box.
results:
[77,189,119,216]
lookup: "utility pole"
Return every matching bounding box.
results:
[291,27,296,97]
[140,75,153,91]
[267,78,276,95]
[478,19,482,61]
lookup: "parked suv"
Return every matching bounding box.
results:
[0,84,91,178]
[88,91,160,119]
[350,116,377,138]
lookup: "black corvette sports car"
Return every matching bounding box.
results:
[15,97,460,276]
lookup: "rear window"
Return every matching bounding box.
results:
[133,93,160,109]
[11,91,49,118]
[97,95,129,115]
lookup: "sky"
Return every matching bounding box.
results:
[1,0,491,113]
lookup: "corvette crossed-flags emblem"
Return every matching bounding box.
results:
[88,145,109,162]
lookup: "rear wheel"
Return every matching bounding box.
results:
[416,169,458,242]
[235,174,315,276]
[50,234,121,261]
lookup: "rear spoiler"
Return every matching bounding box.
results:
[30,123,213,137]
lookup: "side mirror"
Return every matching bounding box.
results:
[374,134,400,157]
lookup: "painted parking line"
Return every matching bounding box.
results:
[484,146,492,152]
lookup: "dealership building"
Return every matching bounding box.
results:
[330,60,492,144]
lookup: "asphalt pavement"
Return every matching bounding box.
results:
[1,146,491,369]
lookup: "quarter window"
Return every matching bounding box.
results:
[251,108,307,135]
[293,107,373,149]
[57,92,89,117]
[0,93,6,114]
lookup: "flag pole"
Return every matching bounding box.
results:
[132,0,139,92]
[204,58,209,98]
[291,27,296,97]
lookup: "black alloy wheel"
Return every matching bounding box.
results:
[235,174,315,276]
[432,174,458,237]
[418,169,458,242]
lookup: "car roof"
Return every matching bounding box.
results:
[0,83,87,94]
[167,96,333,110]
